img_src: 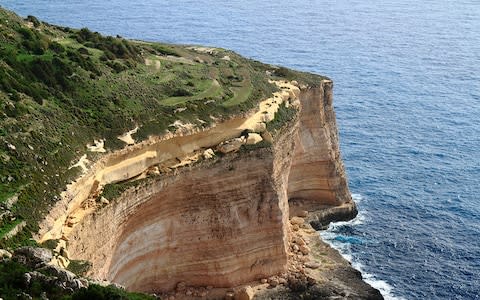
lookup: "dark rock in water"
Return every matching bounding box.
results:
[307,204,359,230]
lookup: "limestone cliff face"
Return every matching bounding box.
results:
[37,81,300,244]
[38,80,358,294]
[288,81,355,219]
[68,123,297,292]
[288,81,357,229]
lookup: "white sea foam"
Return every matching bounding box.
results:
[320,193,406,300]
[352,193,364,202]
[326,209,366,229]
[352,261,407,300]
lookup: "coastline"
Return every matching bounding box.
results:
[253,208,383,300]
[320,195,404,300]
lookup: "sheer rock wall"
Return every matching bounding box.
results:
[41,80,354,293]
[68,123,297,292]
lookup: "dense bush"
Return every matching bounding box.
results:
[49,41,66,53]
[26,15,41,27]
[151,44,179,57]
[17,27,49,55]
[75,27,141,62]
[0,260,65,299]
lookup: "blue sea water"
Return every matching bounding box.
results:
[2,1,479,299]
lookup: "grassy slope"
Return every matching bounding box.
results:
[0,7,326,248]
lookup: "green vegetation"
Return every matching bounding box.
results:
[67,260,93,277]
[240,140,272,152]
[0,6,325,251]
[0,6,332,299]
[0,259,154,300]
[0,218,23,239]
[161,78,222,106]
[222,68,253,107]
[71,285,155,300]
[266,102,298,134]
[99,180,145,202]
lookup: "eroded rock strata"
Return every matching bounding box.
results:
[69,136,296,292]
[36,80,377,298]
[288,80,355,219]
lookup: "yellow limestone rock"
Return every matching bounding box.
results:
[217,137,245,153]
[117,127,138,145]
[252,122,267,133]
[246,133,263,145]
[235,286,254,300]
[203,148,215,159]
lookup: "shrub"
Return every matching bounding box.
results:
[107,61,127,73]
[274,66,292,78]
[172,88,192,97]
[266,102,297,133]
[26,15,41,27]
[49,41,65,54]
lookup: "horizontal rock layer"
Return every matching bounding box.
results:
[37,81,300,243]
[288,80,352,209]
[68,127,296,291]
[46,80,357,293]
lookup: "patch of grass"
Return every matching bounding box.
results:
[222,82,253,107]
[67,260,92,277]
[150,44,180,57]
[221,67,253,107]
[161,79,222,106]
[0,187,17,204]
[266,102,298,134]
[0,218,23,240]
[99,179,146,202]
[39,239,59,250]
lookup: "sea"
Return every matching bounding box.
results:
[1,1,479,299]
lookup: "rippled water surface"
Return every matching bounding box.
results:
[2,1,479,299]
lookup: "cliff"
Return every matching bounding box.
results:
[0,7,382,300]
[35,81,380,299]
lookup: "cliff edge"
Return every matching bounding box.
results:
[0,7,382,300]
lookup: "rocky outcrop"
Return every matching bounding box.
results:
[254,219,383,300]
[11,247,88,293]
